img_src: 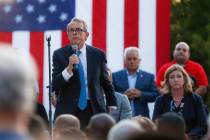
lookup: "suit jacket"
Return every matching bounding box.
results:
[0,132,31,140]
[112,69,159,117]
[52,45,116,119]
[153,93,207,139]
[35,102,49,127]
[110,92,132,122]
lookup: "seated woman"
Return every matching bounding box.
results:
[153,64,207,140]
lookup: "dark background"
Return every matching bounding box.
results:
[171,0,210,107]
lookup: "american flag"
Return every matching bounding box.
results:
[0,0,170,114]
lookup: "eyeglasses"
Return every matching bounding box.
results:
[69,28,86,34]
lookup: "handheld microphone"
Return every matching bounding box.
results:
[72,45,78,69]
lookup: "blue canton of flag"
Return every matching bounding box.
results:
[0,0,75,31]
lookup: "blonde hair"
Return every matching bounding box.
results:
[160,64,192,94]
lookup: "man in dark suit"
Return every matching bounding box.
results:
[52,17,116,128]
[112,47,159,118]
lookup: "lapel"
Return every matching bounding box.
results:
[163,95,173,112]
[65,45,80,75]
[63,46,74,66]
[122,70,129,90]
[135,70,144,89]
[182,94,191,119]
[86,45,93,83]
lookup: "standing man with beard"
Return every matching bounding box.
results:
[156,42,208,95]
[52,17,116,128]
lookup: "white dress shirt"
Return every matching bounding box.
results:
[62,44,89,99]
[127,70,138,116]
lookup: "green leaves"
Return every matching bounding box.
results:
[171,0,210,102]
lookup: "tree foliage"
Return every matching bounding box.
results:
[171,0,210,103]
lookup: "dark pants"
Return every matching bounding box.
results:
[75,101,93,129]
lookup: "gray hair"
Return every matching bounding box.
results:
[0,47,37,112]
[108,120,144,140]
[67,17,88,32]
[124,46,140,60]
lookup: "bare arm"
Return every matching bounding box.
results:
[194,86,207,96]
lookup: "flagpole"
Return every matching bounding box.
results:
[46,35,53,139]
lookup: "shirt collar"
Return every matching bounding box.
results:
[79,44,86,55]
[126,68,139,76]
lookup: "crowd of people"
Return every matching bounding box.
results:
[0,17,209,140]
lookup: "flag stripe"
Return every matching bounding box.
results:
[107,0,125,72]
[75,0,93,45]
[156,0,171,73]
[92,0,107,51]
[30,32,44,103]
[62,31,69,47]
[139,0,156,74]
[12,31,30,54]
[0,32,12,45]
[124,0,139,48]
